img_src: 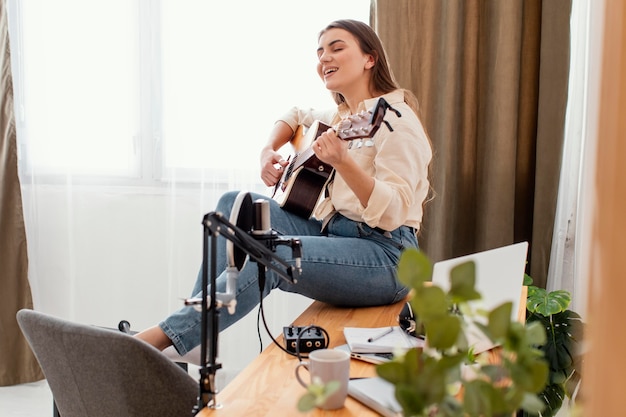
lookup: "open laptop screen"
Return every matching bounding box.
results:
[430,242,529,352]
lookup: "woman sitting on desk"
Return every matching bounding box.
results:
[136,19,433,356]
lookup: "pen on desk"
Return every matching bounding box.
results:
[368,326,394,343]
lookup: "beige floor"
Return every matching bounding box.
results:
[0,379,54,417]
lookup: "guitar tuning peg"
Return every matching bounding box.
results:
[337,119,351,130]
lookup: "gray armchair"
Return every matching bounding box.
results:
[16,309,198,417]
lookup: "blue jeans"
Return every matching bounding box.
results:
[160,191,417,355]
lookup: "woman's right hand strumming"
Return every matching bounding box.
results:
[259,121,296,187]
[260,146,288,187]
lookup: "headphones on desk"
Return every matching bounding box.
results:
[398,301,425,338]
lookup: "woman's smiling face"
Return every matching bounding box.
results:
[316,28,374,97]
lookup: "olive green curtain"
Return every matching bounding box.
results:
[0,0,44,385]
[372,0,571,288]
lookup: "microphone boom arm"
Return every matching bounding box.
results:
[192,210,302,414]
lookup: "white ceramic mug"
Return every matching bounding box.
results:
[295,348,350,410]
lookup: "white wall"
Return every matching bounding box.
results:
[21,183,312,386]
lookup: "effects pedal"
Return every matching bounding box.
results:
[283,325,326,354]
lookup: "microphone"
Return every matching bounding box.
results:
[252,199,271,236]
[251,198,279,250]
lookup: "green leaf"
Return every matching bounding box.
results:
[437,397,464,417]
[529,384,565,417]
[463,380,494,417]
[414,356,449,404]
[435,352,466,373]
[377,360,413,385]
[377,348,424,386]
[525,321,547,346]
[449,261,482,302]
[425,315,462,350]
[520,392,546,414]
[296,378,342,412]
[526,288,571,316]
[395,383,427,416]
[528,360,550,393]
[296,392,317,412]
[509,359,549,393]
[397,248,432,289]
[487,302,512,340]
[523,273,534,286]
[480,364,507,382]
[322,380,340,399]
[412,285,449,321]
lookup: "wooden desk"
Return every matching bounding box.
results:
[197,299,407,417]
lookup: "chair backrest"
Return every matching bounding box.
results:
[16,309,198,417]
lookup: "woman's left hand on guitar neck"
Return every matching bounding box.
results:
[312,129,349,166]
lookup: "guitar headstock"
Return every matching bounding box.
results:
[335,97,402,141]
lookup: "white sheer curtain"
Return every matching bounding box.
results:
[546,0,604,318]
[7,0,369,384]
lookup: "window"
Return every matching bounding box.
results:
[8,0,370,183]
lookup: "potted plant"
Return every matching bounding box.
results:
[523,277,584,417]
[376,248,550,417]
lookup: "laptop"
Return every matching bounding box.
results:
[335,343,393,365]
[431,241,529,352]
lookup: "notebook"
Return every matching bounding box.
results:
[343,326,424,354]
[430,241,529,352]
[348,377,403,417]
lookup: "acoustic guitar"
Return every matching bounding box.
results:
[273,97,401,218]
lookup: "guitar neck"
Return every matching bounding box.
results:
[291,97,401,150]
